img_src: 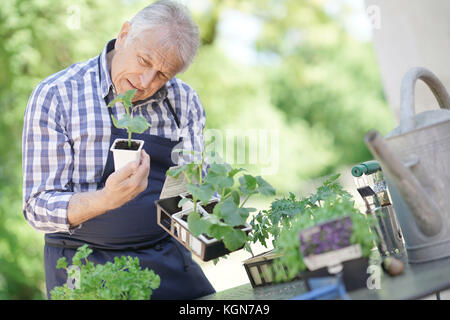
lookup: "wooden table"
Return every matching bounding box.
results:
[199,255,450,300]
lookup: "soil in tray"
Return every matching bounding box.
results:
[157,196,184,215]
[114,140,141,150]
[202,202,216,214]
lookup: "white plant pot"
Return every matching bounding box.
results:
[179,193,195,211]
[173,211,204,255]
[173,212,189,244]
[110,138,144,171]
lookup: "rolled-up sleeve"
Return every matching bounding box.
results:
[22,83,75,233]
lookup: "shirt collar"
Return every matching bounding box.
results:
[98,39,168,106]
[98,39,115,99]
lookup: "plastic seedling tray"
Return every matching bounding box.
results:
[156,194,251,261]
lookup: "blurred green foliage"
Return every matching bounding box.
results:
[0,0,394,299]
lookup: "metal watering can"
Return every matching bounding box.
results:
[364,67,450,263]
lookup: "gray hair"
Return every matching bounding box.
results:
[127,0,200,73]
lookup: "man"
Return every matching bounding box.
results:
[22,0,215,299]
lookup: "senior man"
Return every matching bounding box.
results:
[22,0,215,299]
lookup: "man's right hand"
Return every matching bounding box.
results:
[67,150,150,228]
[101,149,151,211]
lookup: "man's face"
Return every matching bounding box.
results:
[111,22,184,102]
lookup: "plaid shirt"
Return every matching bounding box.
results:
[22,40,206,234]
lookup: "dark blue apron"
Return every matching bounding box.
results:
[44,93,215,300]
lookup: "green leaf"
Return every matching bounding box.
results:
[239,174,258,194]
[129,116,151,134]
[324,173,341,185]
[223,228,247,251]
[187,184,215,204]
[115,114,132,129]
[218,197,249,226]
[231,190,241,205]
[204,171,234,191]
[187,211,208,237]
[207,222,231,239]
[228,168,245,178]
[166,165,187,179]
[177,197,191,208]
[209,163,230,176]
[107,90,150,134]
[123,89,137,107]
[56,257,68,270]
[255,176,276,196]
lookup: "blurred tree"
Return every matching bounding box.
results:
[252,0,395,173]
[184,0,394,186]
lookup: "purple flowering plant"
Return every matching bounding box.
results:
[299,216,353,257]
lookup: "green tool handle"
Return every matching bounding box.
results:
[351,160,381,177]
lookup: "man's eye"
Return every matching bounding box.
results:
[138,57,147,65]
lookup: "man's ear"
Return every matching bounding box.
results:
[115,21,131,49]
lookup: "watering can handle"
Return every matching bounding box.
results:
[401,67,450,134]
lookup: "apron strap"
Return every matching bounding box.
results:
[164,98,180,129]
[45,235,170,251]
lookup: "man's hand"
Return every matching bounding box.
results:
[102,149,151,211]
[67,150,150,228]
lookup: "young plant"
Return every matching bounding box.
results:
[167,149,276,253]
[107,89,151,148]
[50,244,160,300]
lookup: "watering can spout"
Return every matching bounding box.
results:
[364,130,442,237]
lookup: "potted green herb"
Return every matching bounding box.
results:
[108,89,151,171]
[156,148,276,262]
[50,244,160,300]
[270,178,378,291]
[249,174,352,249]
[243,191,308,287]
[243,174,379,290]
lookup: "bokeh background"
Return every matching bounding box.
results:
[0,0,398,299]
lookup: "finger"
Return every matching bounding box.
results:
[113,161,138,182]
[141,149,150,167]
[128,151,150,186]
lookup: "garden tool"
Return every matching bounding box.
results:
[352,161,405,257]
[353,169,376,210]
[364,67,450,263]
[372,170,405,256]
[352,165,388,255]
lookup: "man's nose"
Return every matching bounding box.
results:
[140,69,157,89]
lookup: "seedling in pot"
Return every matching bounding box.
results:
[107,89,151,170]
[167,147,276,255]
[107,89,151,149]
